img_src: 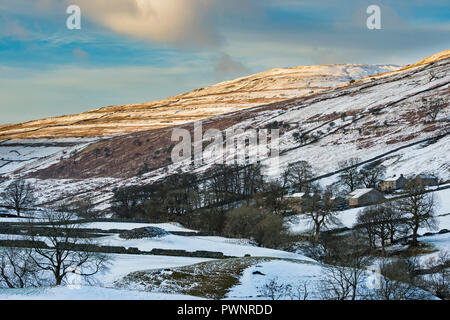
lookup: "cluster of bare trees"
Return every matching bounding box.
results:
[282,161,315,193]
[113,161,313,219]
[112,163,267,220]
[302,175,445,300]
[367,252,449,300]
[337,158,386,192]
[111,172,200,220]
[112,160,318,223]
[308,233,373,300]
[355,179,438,252]
[308,232,441,300]
[368,258,430,300]
[0,179,109,288]
[302,186,340,241]
[202,164,265,209]
[111,163,292,247]
[0,210,109,289]
[397,181,438,244]
[256,248,444,300]
[422,252,449,299]
[222,206,287,248]
[356,204,403,254]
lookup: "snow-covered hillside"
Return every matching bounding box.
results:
[0,64,399,140]
[0,51,445,210]
[0,139,98,175]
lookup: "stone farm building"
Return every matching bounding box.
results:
[346,188,385,207]
[413,174,439,187]
[379,174,407,192]
[284,193,311,213]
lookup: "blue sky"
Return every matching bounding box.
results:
[0,0,449,124]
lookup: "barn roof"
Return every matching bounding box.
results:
[347,188,376,199]
[285,192,307,198]
[416,174,437,179]
[384,176,400,182]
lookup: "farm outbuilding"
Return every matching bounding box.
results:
[346,188,385,207]
[379,174,407,192]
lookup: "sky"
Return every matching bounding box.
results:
[0,0,449,124]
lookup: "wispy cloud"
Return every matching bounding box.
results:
[72,48,88,60]
[214,53,250,78]
[0,18,35,40]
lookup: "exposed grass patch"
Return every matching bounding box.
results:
[116,257,266,299]
[115,257,315,299]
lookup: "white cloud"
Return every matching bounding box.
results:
[0,0,232,46]
[70,0,223,47]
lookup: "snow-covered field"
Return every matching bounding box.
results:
[226,260,322,300]
[78,221,196,233]
[1,209,448,299]
[0,217,313,261]
[421,233,450,254]
[0,286,202,300]
[98,233,313,261]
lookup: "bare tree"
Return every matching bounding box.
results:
[397,181,438,244]
[2,179,36,216]
[317,233,373,300]
[355,208,377,250]
[422,251,449,299]
[429,70,438,82]
[27,210,109,286]
[356,204,405,255]
[257,277,308,300]
[303,187,340,242]
[337,158,362,192]
[0,246,41,288]
[317,266,354,300]
[384,201,408,244]
[262,180,288,215]
[257,277,292,300]
[285,161,314,193]
[360,164,386,189]
[422,97,447,122]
